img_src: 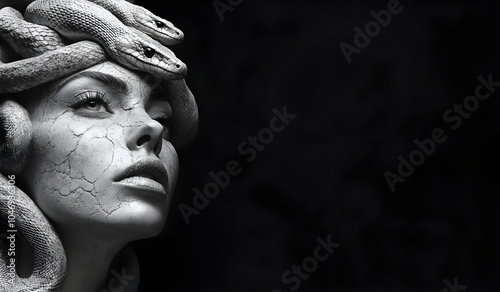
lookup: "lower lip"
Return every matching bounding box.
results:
[114,176,166,195]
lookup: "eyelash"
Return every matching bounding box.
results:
[152,114,171,140]
[72,91,111,111]
[154,115,169,125]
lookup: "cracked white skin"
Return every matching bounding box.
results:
[17,61,178,292]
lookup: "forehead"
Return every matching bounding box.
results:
[73,61,159,93]
[20,61,166,114]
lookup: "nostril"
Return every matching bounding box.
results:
[137,135,151,147]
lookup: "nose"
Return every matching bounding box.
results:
[126,111,164,156]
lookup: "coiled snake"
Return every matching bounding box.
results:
[0,0,198,290]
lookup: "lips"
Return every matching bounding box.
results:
[114,159,169,195]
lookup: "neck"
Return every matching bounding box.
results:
[57,231,140,292]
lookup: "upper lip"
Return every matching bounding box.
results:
[114,159,169,193]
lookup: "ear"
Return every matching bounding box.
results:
[0,99,32,175]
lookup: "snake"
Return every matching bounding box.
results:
[0,0,199,290]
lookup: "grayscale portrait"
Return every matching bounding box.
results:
[0,0,198,291]
[3,0,497,292]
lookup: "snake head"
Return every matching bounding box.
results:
[115,34,187,80]
[132,5,184,46]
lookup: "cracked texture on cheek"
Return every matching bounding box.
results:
[30,112,122,221]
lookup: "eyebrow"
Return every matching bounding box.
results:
[55,71,129,95]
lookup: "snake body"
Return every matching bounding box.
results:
[0,7,107,93]
[25,0,187,79]
[0,0,198,290]
[0,172,66,292]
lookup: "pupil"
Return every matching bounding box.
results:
[155,20,166,28]
[144,47,155,58]
[89,101,97,107]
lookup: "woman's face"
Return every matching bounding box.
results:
[20,61,178,240]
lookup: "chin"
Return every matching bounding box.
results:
[116,199,170,239]
[98,183,171,238]
[59,197,171,241]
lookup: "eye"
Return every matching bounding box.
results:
[149,101,172,140]
[83,100,104,111]
[155,20,166,28]
[144,47,156,58]
[155,116,171,140]
[149,113,170,140]
[72,91,111,114]
[155,116,168,126]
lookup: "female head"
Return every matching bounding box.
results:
[1,47,197,292]
[0,1,197,290]
[18,61,179,243]
[12,60,186,291]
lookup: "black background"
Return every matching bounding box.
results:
[132,0,500,291]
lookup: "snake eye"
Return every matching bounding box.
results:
[144,47,156,58]
[155,20,166,28]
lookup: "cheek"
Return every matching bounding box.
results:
[25,115,123,220]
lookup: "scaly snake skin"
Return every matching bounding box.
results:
[26,0,187,79]
[0,0,199,290]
